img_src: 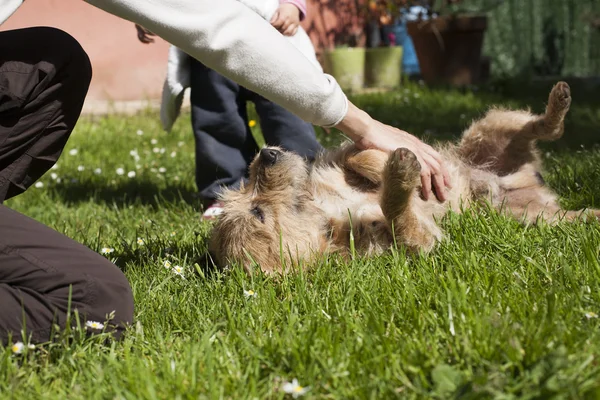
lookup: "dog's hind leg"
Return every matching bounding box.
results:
[458,82,571,175]
[507,205,600,225]
[345,149,387,185]
[380,148,442,253]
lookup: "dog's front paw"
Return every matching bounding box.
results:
[385,148,422,191]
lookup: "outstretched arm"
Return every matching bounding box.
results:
[87,0,451,201]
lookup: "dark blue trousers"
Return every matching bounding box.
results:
[190,58,322,203]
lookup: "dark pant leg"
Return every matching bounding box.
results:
[0,27,91,201]
[249,92,323,161]
[190,58,258,202]
[0,205,134,344]
[0,27,134,344]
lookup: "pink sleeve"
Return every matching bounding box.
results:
[280,0,307,20]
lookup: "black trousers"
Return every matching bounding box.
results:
[0,27,134,344]
[190,58,323,202]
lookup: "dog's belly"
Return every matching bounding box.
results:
[312,167,383,221]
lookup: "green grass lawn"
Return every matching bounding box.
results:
[2,80,600,399]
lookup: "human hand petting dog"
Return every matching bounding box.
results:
[335,101,452,202]
[270,3,301,36]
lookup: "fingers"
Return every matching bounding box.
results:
[283,23,299,36]
[270,10,280,24]
[417,151,447,202]
[431,170,447,202]
[280,20,291,33]
[271,14,285,31]
[420,169,432,201]
[419,142,453,196]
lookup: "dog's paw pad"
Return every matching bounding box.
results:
[386,148,421,185]
[550,81,571,109]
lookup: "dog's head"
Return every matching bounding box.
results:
[208,147,326,274]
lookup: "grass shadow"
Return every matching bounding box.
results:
[48,179,201,209]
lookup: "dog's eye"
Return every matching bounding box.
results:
[250,206,265,223]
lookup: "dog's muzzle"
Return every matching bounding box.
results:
[260,148,281,166]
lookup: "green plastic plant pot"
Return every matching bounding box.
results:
[323,47,366,92]
[365,46,404,88]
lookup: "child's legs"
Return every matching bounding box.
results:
[250,92,322,161]
[190,59,258,203]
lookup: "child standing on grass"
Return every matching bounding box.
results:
[140,0,324,220]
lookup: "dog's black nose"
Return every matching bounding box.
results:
[260,148,281,165]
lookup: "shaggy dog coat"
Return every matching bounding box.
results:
[209,82,600,274]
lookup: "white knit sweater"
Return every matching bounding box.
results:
[1,0,348,127]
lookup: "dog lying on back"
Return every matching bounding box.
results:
[209,82,600,274]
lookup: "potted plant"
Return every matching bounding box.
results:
[363,0,405,88]
[321,0,367,92]
[406,0,502,86]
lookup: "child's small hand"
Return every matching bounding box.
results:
[270,3,301,36]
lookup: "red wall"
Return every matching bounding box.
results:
[0,0,364,104]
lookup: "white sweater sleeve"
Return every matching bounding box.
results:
[0,0,23,25]
[85,0,349,127]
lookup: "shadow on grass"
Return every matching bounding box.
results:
[49,179,201,209]
[110,237,221,278]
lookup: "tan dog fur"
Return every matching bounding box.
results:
[209,82,600,274]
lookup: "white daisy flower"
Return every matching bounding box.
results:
[69,149,78,156]
[11,342,24,354]
[152,147,160,153]
[56,178,62,184]
[85,321,105,330]
[243,289,257,298]
[136,129,144,136]
[94,168,102,175]
[151,138,158,145]
[50,173,58,180]
[178,141,184,147]
[127,171,136,178]
[170,151,177,158]
[163,260,172,269]
[77,165,85,172]
[160,148,166,154]
[169,231,176,237]
[137,238,145,246]
[585,311,598,319]
[282,379,309,398]
[158,167,166,173]
[172,265,184,277]
[116,168,125,175]
[100,247,114,255]
[34,182,44,188]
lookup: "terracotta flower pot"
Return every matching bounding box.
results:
[364,46,404,88]
[407,15,488,86]
[322,47,366,92]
